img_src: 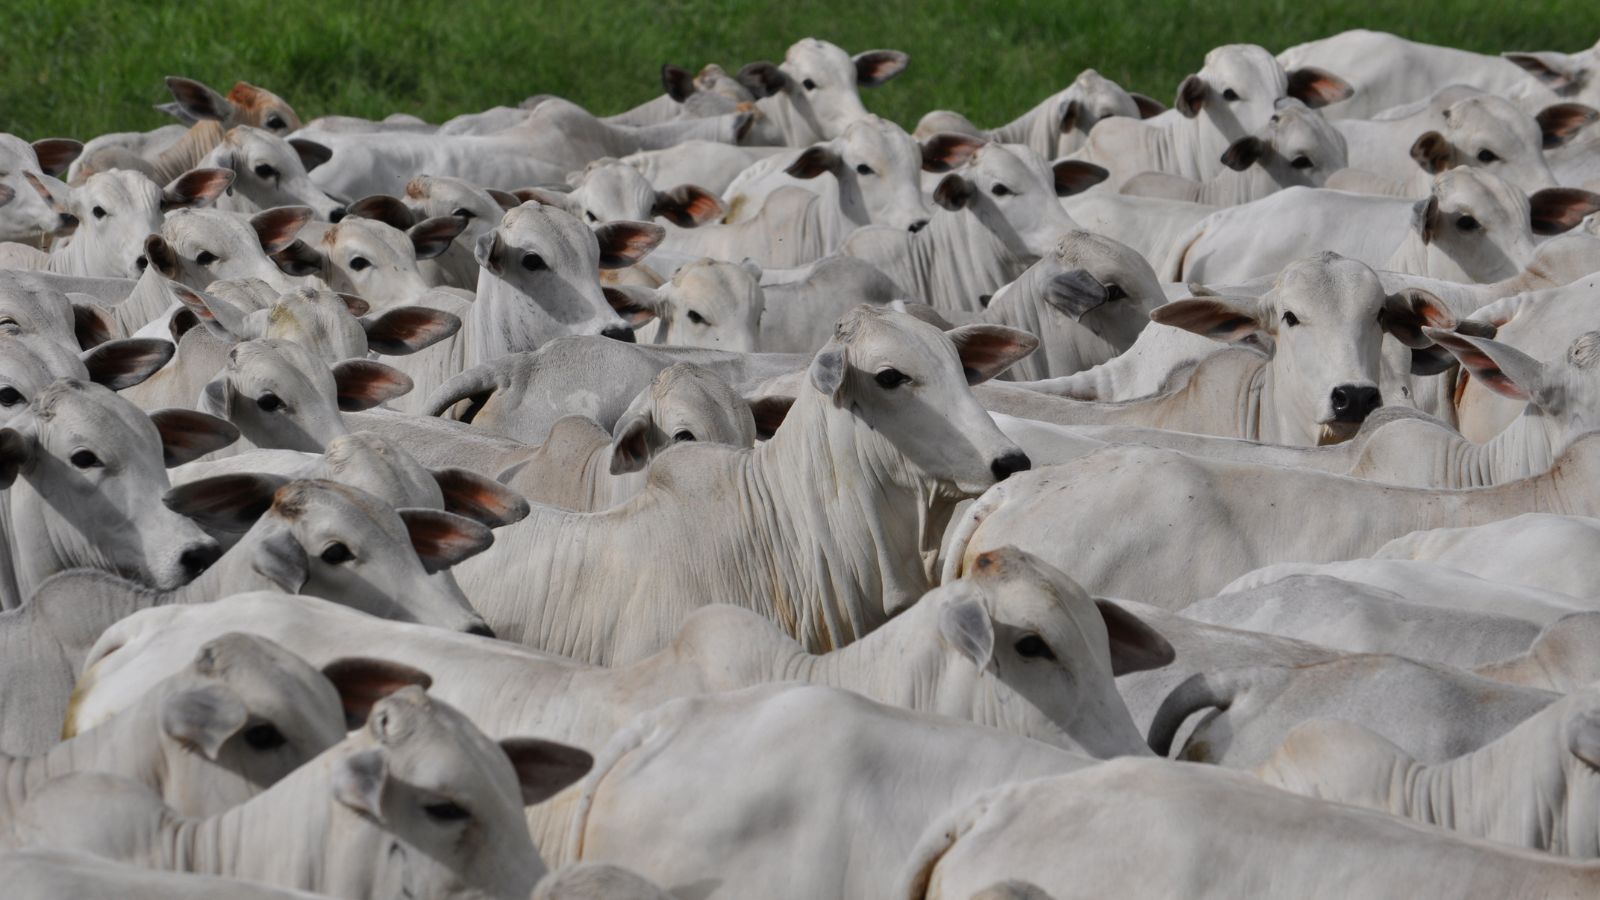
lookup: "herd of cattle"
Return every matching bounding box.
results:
[2,26,1600,898]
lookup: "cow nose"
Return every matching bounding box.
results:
[908,218,929,234]
[58,212,79,229]
[178,542,223,580]
[990,451,1032,482]
[328,206,348,223]
[601,324,637,343]
[1330,385,1383,422]
[466,622,497,639]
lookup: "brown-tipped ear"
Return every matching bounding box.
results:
[0,428,37,489]
[498,737,594,805]
[1150,297,1264,342]
[748,395,794,440]
[1536,103,1599,149]
[287,139,332,173]
[1379,288,1455,348]
[1504,52,1578,92]
[149,408,240,465]
[1420,326,1546,403]
[250,207,313,255]
[30,139,83,178]
[321,658,433,729]
[946,324,1039,384]
[737,61,787,98]
[1175,75,1207,118]
[652,184,725,227]
[160,684,248,760]
[486,188,521,211]
[1412,195,1440,244]
[72,302,113,350]
[1095,599,1175,675]
[1286,67,1354,108]
[331,359,413,410]
[164,473,289,530]
[1053,161,1108,196]
[171,282,249,337]
[363,307,461,356]
[1220,136,1266,172]
[165,76,233,122]
[162,167,235,211]
[921,133,986,173]
[933,173,975,211]
[0,184,13,208]
[661,63,696,103]
[1409,132,1453,174]
[144,234,181,279]
[785,144,841,180]
[594,221,665,269]
[337,293,371,318]
[1057,99,1081,134]
[431,467,530,527]
[1530,188,1600,236]
[398,509,493,573]
[408,215,469,260]
[274,239,326,278]
[608,412,657,475]
[82,338,174,390]
[853,49,909,88]
[1129,92,1167,119]
[603,285,660,329]
[347,195,417,230]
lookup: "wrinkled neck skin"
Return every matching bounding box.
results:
[8,481,140,606]
[468,269,585,363]
[757,90,827,146]
[981,271,1119,381]
[1385,231,1520,283]
[1257,358,1322,446]
[1174,105,1251,180]
[116,267,184,336]
[1,709,160,827]
[1449,408,1567,485]
[867,213,1029,313]
[989,93,1073,158]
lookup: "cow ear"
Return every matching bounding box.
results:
[160,683,248,761]
[518,187,575,213]
[809,341,848,397]
[1053,161,1107,197]
[250,207,313,255]
[652,184,724,227]
[1504,52,1579,92]
[1220,136,1266,172]
[72,301,114,350]
[498,738,594,805]
[162,167,234,211]
[252,527,308,591]
[747,395,794,440]
[594,221,665,269]
[1286,67,1354,108]
[853,50,909,88]
[921,133,986,173]
[331,359,413,411]
[407,215,468,260]
[1150,297,1265,342]
[149,408,239,466]
[1095,599,1176,675]
[322,658,433,729]
[287,139,332,173]
[362,307,461,356]
[165,76,234,123]
[1045,269,1111,320]
[1129,92,1168,119]
[946,324,1039,384]
[736,61,787,98]
[144,234,182,279]
[347,195,417,230]
[1421,326,1549,404]
[165,473,289,530]
[1530,188,1600,236]
[0,428,37,489]
[603,286,661,329]
[333,747,389,820]
[609,411,659,475]
[1409,132,1453,175]
[933,173,976,211]
[1058,98,1081,134]
[939,592,995,671]
[397,509,493,573]
[337,293,370,318]
[31,140,82,178]
[0,184,13,208]
[1536,103,1599,149]
[81,338,175,390]
[1175,75,1207,118]
[1378,288,1455,349]
[431,467,530,528]
[660,63,696,103]
[1412,195,1440,244]
[171,283,250,339]
[785,144,842,180]
[473,230,503,274]
[486,188,521,212]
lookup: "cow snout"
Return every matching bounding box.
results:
[1330,385,1382,422]
[178,541,224,580]
[990,451,1032,482]
[328,206,348,223]
[908,218,929,234]
[601,324,637,343]
[58,212,79,230]
[466,621,497,639]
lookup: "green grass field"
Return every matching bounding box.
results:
[4,0,1597,139]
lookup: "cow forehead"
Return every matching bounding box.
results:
[369,689,522,802]
[1435,167,1523,215]
[188,633,343,732]
[503,204,591,248]
[32,379,157,445]
[785,37,851,72]
[841,117,918,159]
[79,170,161,212]
[974,144,1048,184]
[671,259,757,297]
[163,208,252,246]
[1202,44,1287,94]
[966,547,1103,637]
[273,479,400,536]
[1273,255,1384,314]
[839,307,957,367]
[325,217,410,258]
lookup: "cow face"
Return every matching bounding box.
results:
[201,339,409,452]
[786,116,935,233]
[151,207,317,292]
[931,142,1103,258]
[608,363,760,474]
[206,126,346,221]
[770,38,908,141]
[1221,99,1348,189]
[604,258,765,353]
[1409,95,1566,193]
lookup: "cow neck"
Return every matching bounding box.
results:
[756,92,825,146]
[117,268,183,335]
[1,704,162,820]
[991,96,1060,159]
[745,386,950,652]
[1515,431,1600,518]
[0,492,21,610]
[779,595,946,708]
[1451,406,1566,486]
[9,481,134,605]
[1251,353,1301,445]
[900,212,1030,313]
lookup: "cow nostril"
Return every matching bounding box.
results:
[1330,385,1382,422]
[59,213,79,229]
[990,451,1032,482]
[329,207,348,223]
[908,219,929,234]
[466,622,496,639]
[601,325,636,343]
[179,543,223,580]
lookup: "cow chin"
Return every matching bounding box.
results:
[1316,421,1362,446]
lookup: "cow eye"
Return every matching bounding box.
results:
[1014,634,1057,660]
[1477,149,1499,164]
[266,115,286,131]
[521,252,547,271]
[320,542,355,564]
[253,164,276,179]
[348,256,371,272]
[256,392,285,412]
[585,211,598,223]
[1457,215,1481,232]
[855,163,874,176]
[875,368,911,389]
[451,207,476,220]
[802,78,817,91]
[70,449,102,469]
[1222,88,1240,101]
[196,250,218,265]
[0,387,21,406]
[1291,156,1313,170]
[991,184,1012,197]
[1105,283,1127,302]
[686,310,707,325]
[673,430,696,442]
[0,317,18,335]
[425,801,471,822]
[91,206,107,220]
[1282,311,1300,327]
[242,723,287,750]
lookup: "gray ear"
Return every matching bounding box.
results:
[407,216,469,260]
[939,594,995,672]
[785,144,841,180]
[333,747,388,820]
[933,173,975,211]
[947,324,1039,384]
[498,738,594,805]
[288,139,333,173]
[81,338,175,391]
[0,428,35,489]
[160,683,248,760]
[1045,269,1111,320]
[252,526,310,592]
[1095,599,1176,675]
[165,76,234,123]
[1175,74,1207,118]
[164,473,290,531]
[150,409,240,466]
[1567,706,1600,769]
[1220,136,1266,172]
[322,659,434,729]
[809,342,847,396]
[609,411,657,475]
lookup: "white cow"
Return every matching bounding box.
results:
[0,849,332,900]
[199,127,347,220]
[603,258,766,352]
[1374,512,1600,599]
[915,69,1160,159]
[748,38,910,145]
[528,158,723,228]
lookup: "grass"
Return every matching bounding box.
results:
[3,0,1597,140]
